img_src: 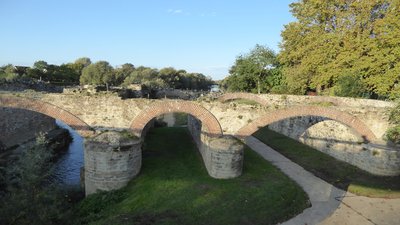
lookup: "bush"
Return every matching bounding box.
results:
[389,101,400,124]
[385,126,400,144]
[0,133,75,225]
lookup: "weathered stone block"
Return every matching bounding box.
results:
[84,131,141,195]
[204,135,244,179]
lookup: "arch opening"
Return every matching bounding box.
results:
[235,106,377,143]
[0,96,94,137]
[130,101,223,139]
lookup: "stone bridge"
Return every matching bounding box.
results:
[1,92,398,194]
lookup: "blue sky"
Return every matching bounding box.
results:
[0,0,295,80]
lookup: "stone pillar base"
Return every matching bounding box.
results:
[84,131,141,195]
[203,135,244,179]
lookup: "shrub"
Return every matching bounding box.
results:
[0,133,74,225]
[385,126,400,144]
[389,101,400,124]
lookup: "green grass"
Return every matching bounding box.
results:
[76,127,309,225]
[253,127,400,198]
[173,113,188,126]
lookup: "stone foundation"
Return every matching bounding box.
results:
[269,117,400,176]
[188,115,244,178]
[84,131,141,195]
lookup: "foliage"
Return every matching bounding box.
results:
[279,0,400,99]
[123,66,214,91]
[385,126,400,144]
[3,57,213,89]
[254,128,400,198]
[331,72,367,97]
[388,101,400,124]
[22,60,82,84]
[386,101,400,144]
[0,64,19,83]
[114,63,135,86]
[75,127,309,225]
[0,133,74,225]
[80,61,115,90]
[222,44,283,93]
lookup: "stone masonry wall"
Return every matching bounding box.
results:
[269,117,400,176]
[188,115,243,178]
[0,107,57,149]
[84,131,142,195]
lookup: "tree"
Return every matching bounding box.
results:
[223,44,279,93]
[279,0,400,98]
[332,72,367,98]
[28,60,49,81]
[123,66,158,86]
[33,60,48,72]
[73,57,91,73]
[80,61,115,91]
[115,63,135,86]
[159,67,183,89]
[0,64,19,83]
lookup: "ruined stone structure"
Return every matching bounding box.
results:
[0,107,57,149]
[1,92,398,194]
[187,115,244,178]
[84,131,141,195]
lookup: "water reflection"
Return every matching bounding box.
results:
[52,120,84,186]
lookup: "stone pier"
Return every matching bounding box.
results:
[84,131,141,195]
[188,115,244,178]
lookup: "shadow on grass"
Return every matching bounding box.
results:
[76,127,310,225]
[253,127,400,198]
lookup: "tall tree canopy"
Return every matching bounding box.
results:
[222,44,282,93]
[279,0,400,99]
[80,61,115,90]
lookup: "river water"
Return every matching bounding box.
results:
[51,120,84,186]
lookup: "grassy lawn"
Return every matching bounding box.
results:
[253,127,400,198]
[75,127,309,225]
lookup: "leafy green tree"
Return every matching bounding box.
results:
[159,67,184,89]
[223,44,280,93]
[123,66,158,86]
[72,57,92,75]
[115,63,135,86]
[33,60,49,72]
[0,64,19,83]
[54,64,80,84]
[279,0,400,98]
[80,61,115,91]
[182,73,213,90]
[26,60,49,81]
[331,73,367,98]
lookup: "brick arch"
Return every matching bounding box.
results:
[236,106,377,142]
[0,96,93,137]
[219,93,268,105]
[130,101,223,138]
